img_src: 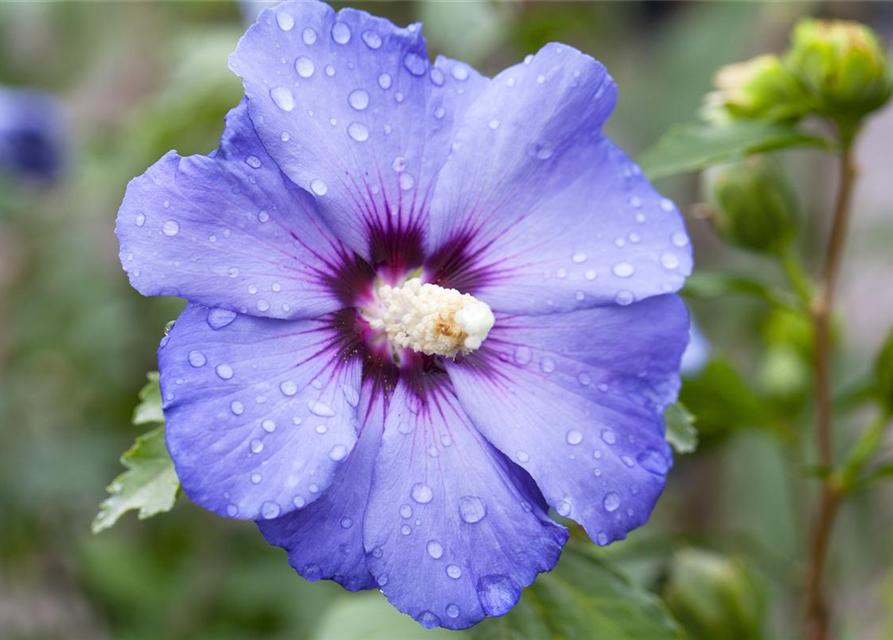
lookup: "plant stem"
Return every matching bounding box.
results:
[803,133,858,640]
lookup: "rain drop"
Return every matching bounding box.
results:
[411,482,433,504]
[603,492,621,512]
[230,400,244,415]
[302,27,317,45]
[162,220,179,236]
[403,52,428,76]
[427,539,444,559]
[348,89,369,110]
[566,429,583,445]
[331,22,351,44]
[216,364,233,380]
[459,496,486,523]
[329,445,348,461]
[613,262,635,278]
[262,419,276,433]
[361,30,382,49]
[308,400,336,417]
[446,564,462,579]
[295,56,315,78]
[347,122,369,142]
[270,87,295,112]
[310,179,328,196]
[477,575,519,617]
[188,350,206,367]
[378,73,392,90]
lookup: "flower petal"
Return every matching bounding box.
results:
[159,304,362,521]
[363,376,567,630]
[257,385,384,592]
[117,100,351,320]
[426,44,691,314]
[230,2,488,265]
[445,295,688,545]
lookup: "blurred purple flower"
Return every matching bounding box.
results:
[116,1,692,629]
[681,320,711,376]
[0,85,64,181]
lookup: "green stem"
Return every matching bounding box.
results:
[840,412,893,490]
[803,130,858,640]
[781,250,813,309]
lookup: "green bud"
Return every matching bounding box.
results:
[703,155,799,254]
[875,328,893,412]
[787,19,892,123]
[703,54,812,123]
[662,549,765,640]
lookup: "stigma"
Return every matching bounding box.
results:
[368,278,495,358]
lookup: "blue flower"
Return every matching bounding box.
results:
[116,1,692,629]
[0,85,64,181]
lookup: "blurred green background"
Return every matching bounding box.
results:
[1,2,892,639]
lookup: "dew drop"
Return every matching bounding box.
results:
[556,500,571,516]
[315,424,327,434]
[340,516,353,529]
[597,532,609,545]
[566,429,583,445]
[331,21,351,44]
[310,179,328,196]
[250,438,264,454]
[226,504,239,517]
[302,26,317,44]
[477,575,519,617]
[295,56,315,78]
[401,524,412,536]
[513,346,532,366]
[660,198,675,212]
[451,65,469,81]
[637,448,670,475]
[250,472,263,485]
[517,450,530,463]
[303,564,322,581]
[429,67,445,86]
[348,89,369,110]
[293,495,306,508]
[601,429,617,444]
[603,492,621,512]
[135,212,146,227]
[411,482,433,504]
[613,262,635,278]
[325,65,335,77]
[661,252,680,270]
[262,419,276,433]
[577,372,592,386]
[378,72,392,90]
[459,496,486,523]
[615,290,635,306]
[446,564,462,579]
[230,400,244,415]
[347,122,369,142]
[487,119,500,130]
[426,539,443,559]
[403,52,428,76]
[216,364,233,380]
[418,611,440,629]
[308,400,336,417]
[539,357,556,373]
[245,155,262,170]
[400,504,413,518]
[672,231,690,247]
[256,299,270,312]
[446,604,460,619]
[162,220,179,236]
[270,87,295,112]
[188,350,206,367]
[329,444,348,461]
[399,173,415,191]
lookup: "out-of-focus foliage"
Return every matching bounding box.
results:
[665,403,698,454]
[2,2,892,640]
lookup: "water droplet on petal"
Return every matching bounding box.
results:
[418,611,440,629]
[400,504,413,518]
[429,67,445,86]
[207,308,237,331]
[539,357,555,373]
[250,472,262,485]
[216,364,233,380]
[135,212,146,227]
[597,532,609,545]
[399,173,415,191]
[348,88,369,111]
[603,492,621,512]
[615,290,635,306]
[230,400,244,415]
[250,438,264,454]
[451,65,469,81]
[280,380,297,396]
[315,424,327,434]
[637,448,670,475]
[347,122,369,142]
[188,350,206,367]
[613,262,635,278]
[310,179,328,196]
[426,539,443,559]
[340,516,353,528]
[295,56,315,78]
[331,22,351,44]
[411,482,433,504]
[302,26,317,44]
[329,444,348,461]
[308,400,336,417]
[577,372,592,386]
[517,450,529,463]
[270,87,295,112]
[661,252,680,270]
[446,564,462,579]
[446,604,460,619]
[403,52,428,76]
[401,524,412,536]
[256,299,270,312]
[262,419,276,433]
[293,495,306,508]
[477,575,519,617]
[672,231,689,247]
[162,220,179,236]
[378,73,392,90]
[566,429,583,445]
[556,500,571,516]
[361,29,382,49]
[303,564,322,581]
[459,496,486,523]
[601,429,617,444]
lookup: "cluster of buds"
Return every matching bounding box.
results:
[705,18,891,127]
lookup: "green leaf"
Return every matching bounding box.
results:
[639,121,830,180]
[133,372,164,426]
[312,595,454,640]
[682,271,786,308]
[665,403,699,454]
[93,373,179,533]
[92,425,179,534]
[471,545,684,640]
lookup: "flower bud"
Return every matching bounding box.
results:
[704,54,812,123]
[662,549,765,640]
[875,328,893,412]
[786,19,892,121]
[702,155,799,254]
